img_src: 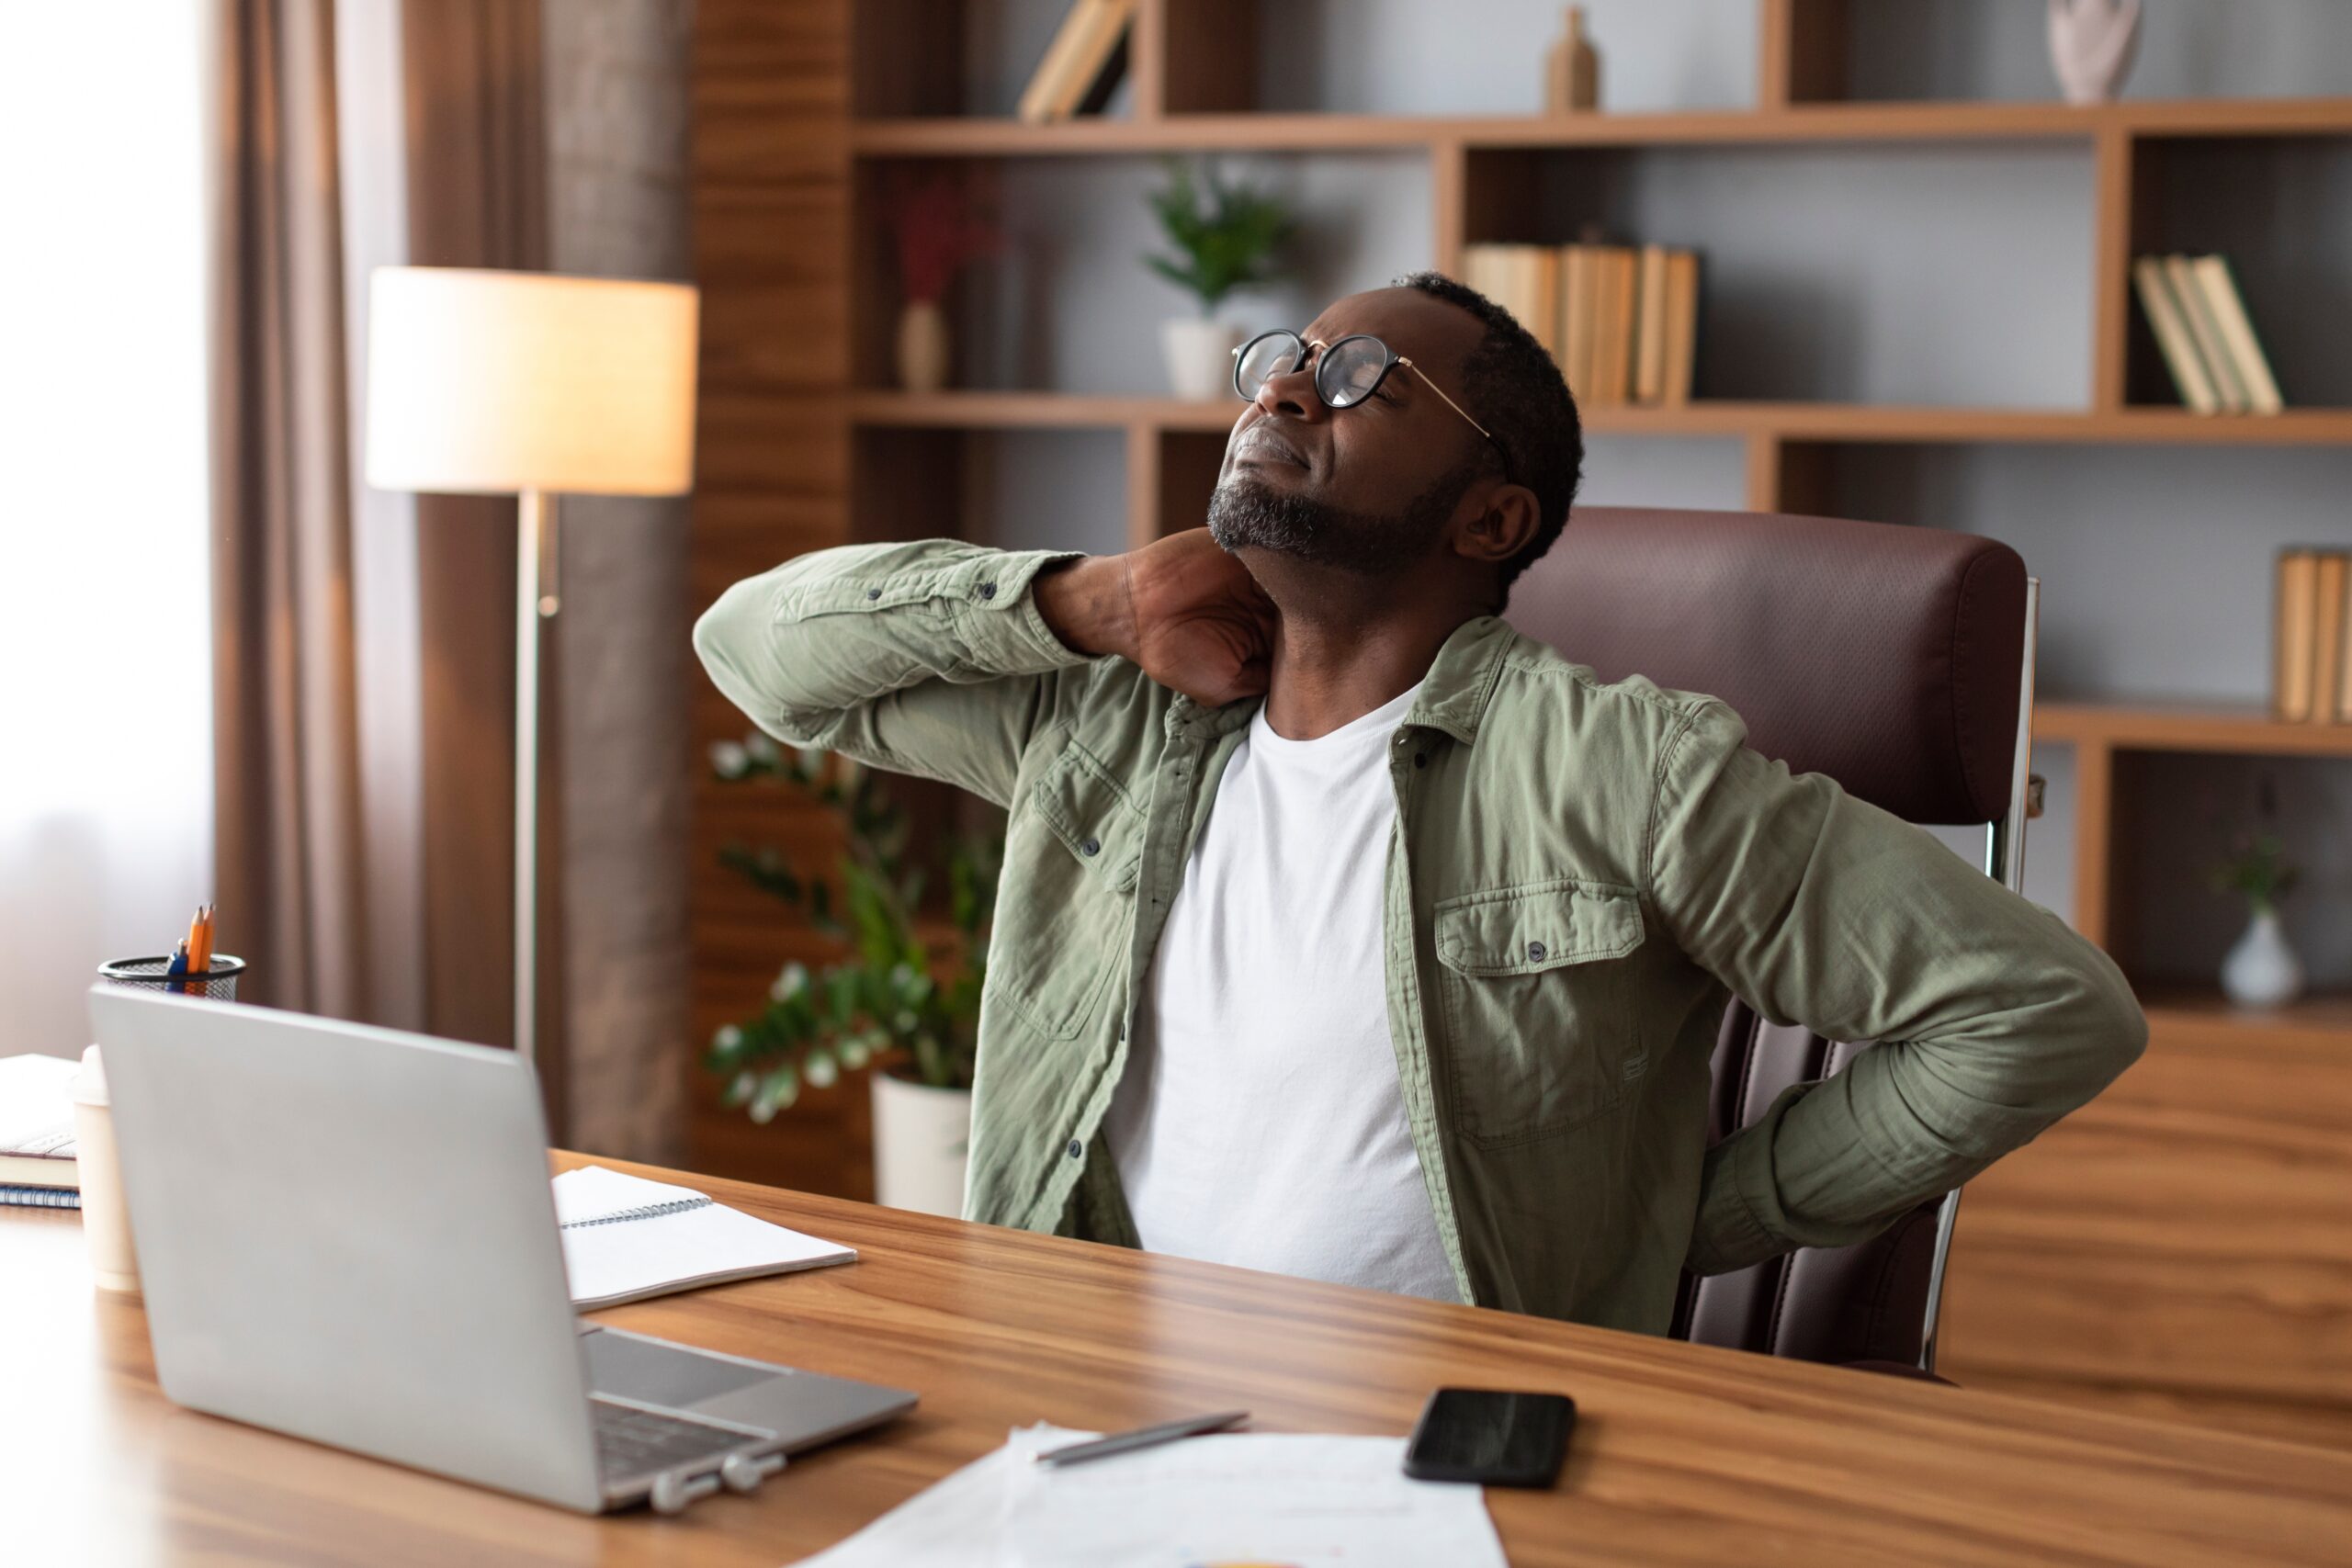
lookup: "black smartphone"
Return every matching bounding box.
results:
[1401,1387,1575,1488]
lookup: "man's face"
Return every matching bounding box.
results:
[1208,288,1491,579]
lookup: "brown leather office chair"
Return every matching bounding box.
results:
[1505,506,2038,1375]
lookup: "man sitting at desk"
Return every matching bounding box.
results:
[695,273,2145,1332]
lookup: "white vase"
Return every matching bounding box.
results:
[2047,0,2141,106]
[2220,908,2304,1009]
[896,299,950,393]
[871,1068,972,1217]
[1160,317,1246,401]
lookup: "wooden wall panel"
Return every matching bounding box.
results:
[687,0,866,1194]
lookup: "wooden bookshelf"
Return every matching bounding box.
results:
[698,0,2352,1450]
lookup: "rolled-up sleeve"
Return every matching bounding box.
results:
[694,540,1093,807]
[1648,700,2148,1275]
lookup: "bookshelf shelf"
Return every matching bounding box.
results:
[2035,702,2352,758]
[848,98,2352,158]
[848,392,2352,448]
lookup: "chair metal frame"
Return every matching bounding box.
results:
[1917,577,2041,1374]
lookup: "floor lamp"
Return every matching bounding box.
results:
[364,266,698,1064]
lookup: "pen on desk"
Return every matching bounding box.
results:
[1031,1409,1250,1469]
[164,938,191,995]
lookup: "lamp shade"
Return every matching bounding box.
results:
[365,266,698,497]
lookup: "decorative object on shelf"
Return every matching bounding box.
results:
[2211,790,2304,1010]
[1145,159,1296,400]
[1464,240,1697,408]
[2273,548,2352,724]
[2047,0,2140,106]
[1544,6,1600,114]
[705,733,999,1215]
[886,171,1001,393]
[1016,0,1137,125]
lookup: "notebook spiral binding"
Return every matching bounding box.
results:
[1,1185,82,1211]
[560,1195,714,1230]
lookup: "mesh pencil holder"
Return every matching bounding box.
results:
[97,954,246,1003]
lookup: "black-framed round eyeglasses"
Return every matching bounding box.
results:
[1230,328,1509,475]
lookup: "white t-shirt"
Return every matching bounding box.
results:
[1104,682,1459,1303]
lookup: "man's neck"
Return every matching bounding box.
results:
[1252,576,1476,740]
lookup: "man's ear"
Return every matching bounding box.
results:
[1453,481,1542,568]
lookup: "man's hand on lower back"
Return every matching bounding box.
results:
[1037,530,1277,706]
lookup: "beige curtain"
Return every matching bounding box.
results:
[205,0,689,1159]
[207,0,373,1020]
[206,0,543,1034]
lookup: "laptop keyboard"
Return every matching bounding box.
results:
[591,1397,756,1481]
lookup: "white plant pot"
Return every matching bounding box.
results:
[2221,907,2305,1009]
[1161,317,1245,401]
[871,1069,973,1217]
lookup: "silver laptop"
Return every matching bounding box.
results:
[88,987,915,1514]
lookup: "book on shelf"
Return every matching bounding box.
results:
[2191,255,2284,416]
[2274,547,2352,725]
[2135,253,2285,417]
[1557,243,1597,401]
[1464,240,1701,410]
[2132,258,2219,414]
[1015,0,1136,125]
[1634,243,1669,406]
[1658,250,1700,409]
[2314,553,2349,726]
[2165,254,2248,412]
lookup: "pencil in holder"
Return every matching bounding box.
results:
[97,954,246,1003]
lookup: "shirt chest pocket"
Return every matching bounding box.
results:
[1433,879,1646,1148]
[989,744,1144,1041]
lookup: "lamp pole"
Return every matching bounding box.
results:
[514,489,555,1064]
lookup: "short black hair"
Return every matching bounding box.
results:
[1395,270,1583,601]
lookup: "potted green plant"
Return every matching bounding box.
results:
[1144,158,1295,400]
[704,732,999,1214]
[2210,790,2303,1009]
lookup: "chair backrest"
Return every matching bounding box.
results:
[1506,506,2030,1369]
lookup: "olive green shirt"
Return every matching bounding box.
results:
[695,539,2146,1334]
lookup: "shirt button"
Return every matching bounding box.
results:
[978,581,997,600]
[1080,837,1101,856]
[865,588,882,601]
[1527,941,1546,962]
[1066,1139,1083,1159]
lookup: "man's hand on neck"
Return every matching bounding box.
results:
[1036,531,1278,707]
[1038,530,1484,739]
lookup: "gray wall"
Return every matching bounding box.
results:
[945,1,2352,960]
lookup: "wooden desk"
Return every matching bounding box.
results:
[9,1155,2351,1565]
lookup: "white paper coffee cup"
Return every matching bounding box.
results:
[70,1044,139,1294]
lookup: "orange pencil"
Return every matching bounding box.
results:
[183,905,209,976]
[192,903,216,975]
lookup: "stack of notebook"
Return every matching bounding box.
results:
[2132,254,2284,415]
[1,1055,82,1210]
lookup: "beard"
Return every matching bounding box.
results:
[1206,458,1481,578]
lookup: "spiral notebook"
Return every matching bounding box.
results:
[551,1165,854,1310]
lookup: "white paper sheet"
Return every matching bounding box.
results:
[788,1425,1508,1568]
[554,1165,854,1309]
